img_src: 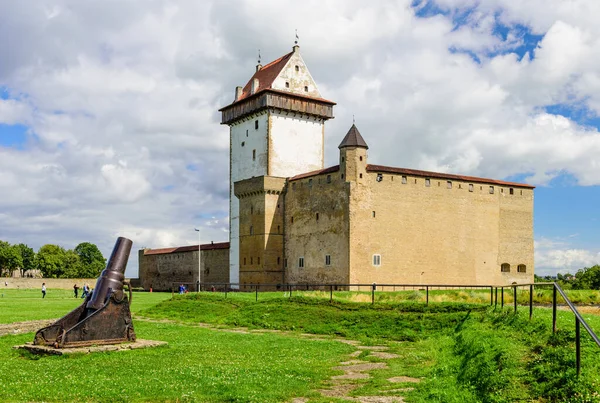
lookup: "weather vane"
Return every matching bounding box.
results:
[258,49,261,64]
[295,29,299,45]
[353,114,355,124]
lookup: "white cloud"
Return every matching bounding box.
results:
[535,237,600,275]
[0,0,599,277]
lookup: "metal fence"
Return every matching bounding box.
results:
[170,281,599,376]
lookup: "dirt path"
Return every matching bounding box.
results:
[0,319,55,337]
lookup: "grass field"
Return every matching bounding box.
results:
[1,289,600,402]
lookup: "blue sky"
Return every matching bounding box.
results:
[0,0,598,277]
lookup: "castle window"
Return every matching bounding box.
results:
[257,257,260,265]
[250,226,254,235]
[402,176,407,184]
[246,129,248,137]
[327,175,331,183]
[241,141,245,147]
[292,182,296,189]
[298,257,304,268]
[518,264,527,273]
[251,257,253,264]
[447,181,452,189]
[295,65,299,72]
[520,190,523,195]
[255,120,259,130]
[277,225,280,233]
[277,257,281,265]
[341,157,345,162]
[372,211,376,218]
[341,174,344,180]
[285,81,290,88]
[414,179,417,184]
[480,186,483,190]
[316,213,319,221]
[304,86,308,92]
[376,173,383,182]
[360,156,363,161]
[252,149,256,161]
[291,216,294,223]
[489,186,495,194]
[250,205,253,214]
[244,257,246,265]
[425,178,431,187]
[510,188,514,195]
[501,188,504,193]
[284,258,288,268]
[458,184,462,189]
[373,254,381,267]
[277,204,280,209]
[501,263,510,273]
[308,178,313,187]
[438,181,441,187]
[359,173,363,178]
[325,255,331,266]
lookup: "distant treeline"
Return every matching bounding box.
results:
[0,241,106,279]
[535,264,600,290]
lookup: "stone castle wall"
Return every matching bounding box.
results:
[138,245,229,291]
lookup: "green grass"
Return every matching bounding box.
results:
[143,293,600,402]
[2,289,600,402]
[0,289,171,323]
[0,321,352,402]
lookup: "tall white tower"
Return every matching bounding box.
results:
[219,45,335,286]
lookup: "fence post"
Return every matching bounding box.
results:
[576,318,581,377]
[513,286,517,314]
[490,287,493,306]
[552,285,557,333]
[426,286,429,306]
[330,285,333,303]
[495,287,498,308]
[501,287,504,308]
[529,284,533,320]
[371,283,376,305]
[256,285,258,302]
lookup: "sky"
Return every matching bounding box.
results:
[0,0,599,278]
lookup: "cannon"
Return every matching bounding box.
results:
[33,237,136,348]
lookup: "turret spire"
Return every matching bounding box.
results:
[338,124,369,149]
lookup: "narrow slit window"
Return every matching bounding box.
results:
[304,86,308,92]
[469,184,474,192]
[277,225,280,233]
[291,216,294,223]
[249,226,253,235]
[316,213,319,221]
[373,254,381,267]
[244,257,246,265]
[359,173,363,178]
[250,257,253,264]
[298,257,304,268]
[252,149,256,161]
[425,178,431,187]
[489,186,495,194]
[447,181,452,189]
[509,188,514,195]
[308,178,313,187]
[325,255,331,266]
[285,81,290,88]
[327,175,331,183]
[257,257,260,265]
[284,258,288,268]
[372,211,376,218]
[402,176,407,184]
[241,141,245,147]
[295,65,299,72]
[277,257,281,265]
[255,120,259,130]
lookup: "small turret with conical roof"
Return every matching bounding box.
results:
[339,124,368,183]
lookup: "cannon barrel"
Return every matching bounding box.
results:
[86,237,132,311]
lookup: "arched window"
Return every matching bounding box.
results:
[517,264,527,273]
[501,263,510,273]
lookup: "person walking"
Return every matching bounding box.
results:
[41,283,46,299]
[73,284,79,298]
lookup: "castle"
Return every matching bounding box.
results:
[138,45,534,291]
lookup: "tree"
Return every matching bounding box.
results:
[15,243,35,276]
[62,249,83,278]
[0,242,23,277]
[74,242,106,278]
[35,244,66,278]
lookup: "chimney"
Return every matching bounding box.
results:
[235,86,243,101]
[293,44,299,53]
[251,78,259,95]
[256,63,263,72]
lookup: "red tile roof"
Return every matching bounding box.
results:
[238,52,294,102]
[366,165,535,188]
[289,165,340,181]
[144,242,230,256]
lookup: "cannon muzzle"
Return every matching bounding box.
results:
[86,237,132,311]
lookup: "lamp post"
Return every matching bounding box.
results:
[194,228,201,292]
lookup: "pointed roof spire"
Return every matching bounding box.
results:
[338,124,369,149]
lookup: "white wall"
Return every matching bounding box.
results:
[271,49,322,99]
[269,111,324,177]
[229,112,269,286]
